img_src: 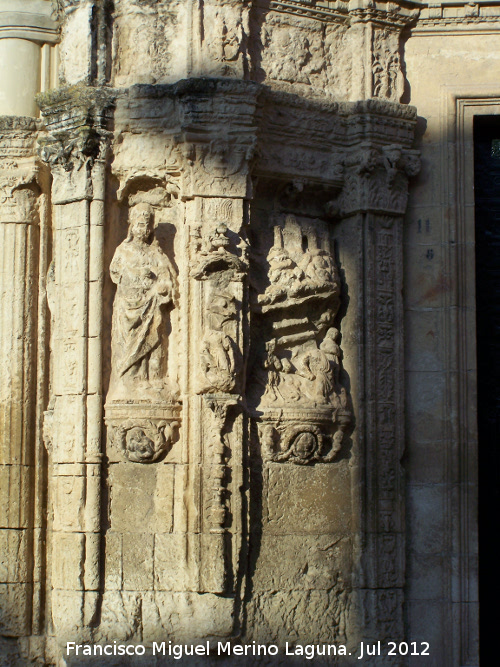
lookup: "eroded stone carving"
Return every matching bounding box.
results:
[249,213,352,464]
[108,203,177,400]
[1,0,431,658]
[372,28,405,101]
[200,293,240,394]
[106,409,179,464]
[105,202,180,463]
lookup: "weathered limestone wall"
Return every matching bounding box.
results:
[0,0,489,665]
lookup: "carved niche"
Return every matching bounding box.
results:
[105,201,181,463]
[248,212,352,465]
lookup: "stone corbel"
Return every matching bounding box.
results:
[174,79,260,198]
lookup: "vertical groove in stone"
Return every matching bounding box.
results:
[32,188,50,635]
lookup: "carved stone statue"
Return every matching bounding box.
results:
[199,292,240,393]
[108,203,177,400]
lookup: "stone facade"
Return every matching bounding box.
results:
[0,0,488,665]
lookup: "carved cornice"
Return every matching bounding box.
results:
[264,0,421,27]
[269,0,351,22]
[412,2,500,34]
[348,0,420,28]
[85,79,418,203]
[0,116,42,164]
[36,85,114,136]
[255,88,417,187]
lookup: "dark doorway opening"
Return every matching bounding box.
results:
[474,115,500,662]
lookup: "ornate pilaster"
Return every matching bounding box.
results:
[37,87,113,645]
[179,80,257,614]
[336,101,420,650]
[98,79,259,642]
[0,117,49,645]
[347,0,419,102]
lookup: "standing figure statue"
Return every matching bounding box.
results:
[109,203,176,400]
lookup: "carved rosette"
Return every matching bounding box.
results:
[105,403,180,463]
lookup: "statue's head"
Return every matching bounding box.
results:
[129,203,154,242]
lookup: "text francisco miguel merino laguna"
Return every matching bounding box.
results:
[66,640,395,660]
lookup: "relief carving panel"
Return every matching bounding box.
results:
[249,211,352,466]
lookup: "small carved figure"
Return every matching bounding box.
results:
[263,340,282,403]
[297,233,334,288]
[320,327,342,385]
[201,331,237,393]
[109,203,176,398]
[261,340,301,404]
[322,429,344,462]
[294,342,334,405]
[331,429,344,456]
[200,293,240,393]
[259,424,277,460]
[268,247,302,291]
[261,226,304,303]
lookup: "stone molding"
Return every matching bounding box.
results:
[0,0,59,43]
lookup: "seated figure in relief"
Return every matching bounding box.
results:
[109,203,177,401]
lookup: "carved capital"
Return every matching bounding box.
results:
[38,129,102,173]
[338,142,420,215]
[37,85,114,202]
[0,120,47,224]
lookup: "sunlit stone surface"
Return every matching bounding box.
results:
[0,0,486,663]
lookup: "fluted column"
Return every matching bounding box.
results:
[0,117,48,642]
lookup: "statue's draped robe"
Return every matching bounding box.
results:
[110,238,174,382]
